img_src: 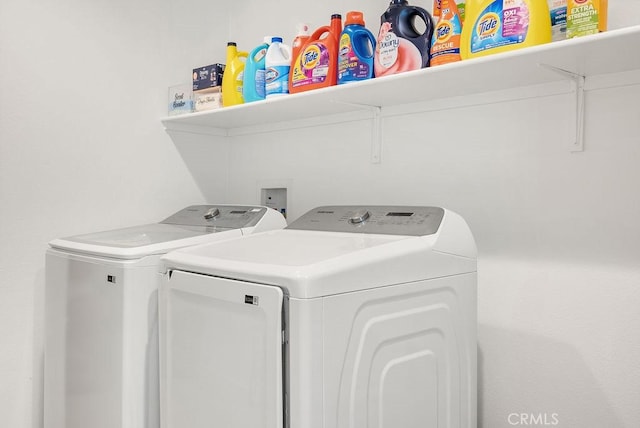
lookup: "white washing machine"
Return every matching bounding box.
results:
[159,205,477,428]
[44,205,287,428]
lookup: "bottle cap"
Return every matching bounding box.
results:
[345,11,365,26]
[227,42,237,46]
[331,14,342,19]
[271,37,283,43]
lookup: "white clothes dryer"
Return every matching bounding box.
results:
[159,205,477,428]
[44,205,286,428]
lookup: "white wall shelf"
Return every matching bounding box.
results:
[161,25,640,140]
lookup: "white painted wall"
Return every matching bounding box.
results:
[226,0,391,50]
[3,0,640,427]
[200,2,640,427]
[219,77,640,427]
[0,0,229,427]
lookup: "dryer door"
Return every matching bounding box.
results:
[161,270,284,428]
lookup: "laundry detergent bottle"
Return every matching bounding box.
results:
[265,37,292,98]
[291,23,310,67]
[464,0,480,22]
[243,37,271,103]
[461,0,551,59]
[338,11,376,84]
[437,0,468,22]
[430,0,463,66]
[375,0,434,77]
[566,0,608,38]
[289,14,342,94]
[222,42,248,107]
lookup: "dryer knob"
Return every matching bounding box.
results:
[348,210,371,225]
[204,208,220,220]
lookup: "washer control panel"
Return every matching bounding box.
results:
[287,206,445,236]
[161,205,267,229]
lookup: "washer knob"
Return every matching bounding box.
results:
[204,208,220,220]
[348,210,371,225]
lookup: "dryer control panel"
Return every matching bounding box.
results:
[286,206,445,236]
[161,205,268,229]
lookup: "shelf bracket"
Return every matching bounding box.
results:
[539,64,586,152]
[332,101,383,163]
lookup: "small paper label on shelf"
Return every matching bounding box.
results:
[168,83,193,116]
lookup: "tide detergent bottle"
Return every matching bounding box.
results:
[289,14,342,94]
[430,0,463,66]
[338,11,376,84]
[243,37,271,103]
[461,0,551,59]
[434,0,467,22]
[375,0,434,77]
[222,42,248,107]
[291,23,310,67]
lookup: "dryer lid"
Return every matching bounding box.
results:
[161,206,476,298]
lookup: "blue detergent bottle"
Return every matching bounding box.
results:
[243,37,271,102]
[338,11,376,84]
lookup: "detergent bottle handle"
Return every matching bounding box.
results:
[413,8,434,37]
[236,51,249,64]
[248,44,266,60]
[310,25,332,41]
[352,28,376,60]
[283,44,292,61]
[399,7,434,39]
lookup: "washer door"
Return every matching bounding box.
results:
[161,270,284,428]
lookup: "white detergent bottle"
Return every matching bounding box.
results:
[265,37,291,98]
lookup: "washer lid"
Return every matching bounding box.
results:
[49,223,236,260]
[48,205,274,260]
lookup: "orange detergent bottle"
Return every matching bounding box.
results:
[430,0,463,66]
[289,14,342,94]
[291,23,310,67]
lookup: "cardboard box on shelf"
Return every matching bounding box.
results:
[194,86,222,112]
[192,64,225,111]
[193,64,225,91]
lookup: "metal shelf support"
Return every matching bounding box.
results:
[539,64,586,152]
[332,101,383,164]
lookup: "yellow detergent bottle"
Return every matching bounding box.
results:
[461,0,551,59]
[464,0,479,21]
[222,42,248,107]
